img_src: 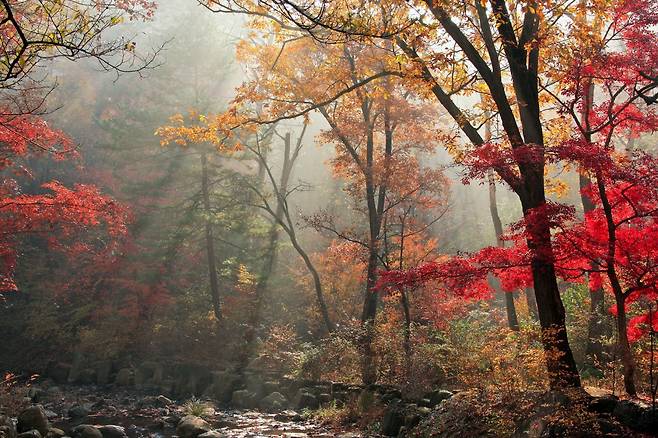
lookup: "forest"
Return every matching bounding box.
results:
[1,0,658,436]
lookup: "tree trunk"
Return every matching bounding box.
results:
[525,287,539,319]
[201,153,221,320]
[361,244,380,385]
[596,170,637,395]
[488,168,519,330]
[615,293,637,396]
[578,77,608,366]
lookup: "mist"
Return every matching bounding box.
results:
[2,1,658,437]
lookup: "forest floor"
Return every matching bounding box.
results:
[2,383,366,438]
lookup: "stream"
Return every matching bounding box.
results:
[16,384,365,438]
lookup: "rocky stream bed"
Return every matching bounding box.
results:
[0,384,365,438]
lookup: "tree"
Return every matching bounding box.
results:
[0,0,158,91]
[0,111,128,292]
[203,0,585,388]
[542,0,658,394]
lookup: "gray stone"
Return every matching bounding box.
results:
[274,411,303,422]
[259,392,288,412]
[17,406,50,437]
[154,395,172,407]
[243,374,265,399]
[17,431,41,438]
[67,405,89,419]
[96,426,126,438]
[45,387,60,396]
[45,429,65,438]
[231,390,256,409]
[263,382,279,395]
[176,416,210,438]
[26,388,45,403]
[294,391,319,410]
[427,389,453,407]
[380,404,404,436]
[70,426,101,438]
[210,372,238,403]
[0,416,17,438]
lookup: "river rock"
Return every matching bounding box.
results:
[45,429,65,438]
[231,390,256,409]
[70,425,101,438]
[0,416,16,438]
[17,431,41,438]
[260,392,288,411]
[96,426,126,438]
[294,390,319,410]
[26,388,45,404]
[17,406,50,437]
[380,401,405,436]
[67,405,89,419]
[176,416,210,438]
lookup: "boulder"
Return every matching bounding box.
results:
[45,429,65,438]
[17,431,41,438]
[294,390,319,410]
[26,388,45,404]
[17,406,50,437]
[210,372,238,403]
[426,389,453,407]
[380,402,405,437]
[67,405,89,419]
[70,426,101,438]
[176,416,210,438]
[138,395,172,408]
[231,390,256,409]
[0,416,16,438]
[259,392,288,412]
[274,411,303,422]
[96,426,127,438]
[612,400,644,427]
[263,382,279,395]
